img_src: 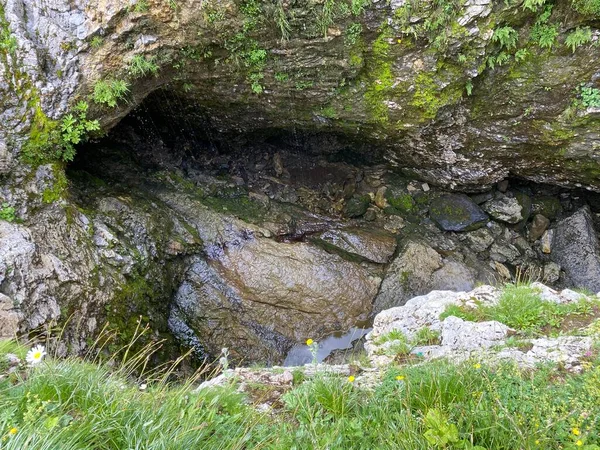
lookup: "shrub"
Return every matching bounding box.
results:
[565,27,592,53]
[93,79,130,108]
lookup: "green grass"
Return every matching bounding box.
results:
[441,284,598,335]
[2,340,600,449]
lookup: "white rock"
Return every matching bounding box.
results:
[441,316,510,350]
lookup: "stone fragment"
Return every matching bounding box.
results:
[497,180,509,193]
[315,228,397,264]
[465,228,494,252]
[482,196,523,223]
[542,262,560,283]
[344,195,371,218]
[541,230,553,253]
[550,206,600,292]
[430,261,475,292]
[494,261,511,280]
[375,187,388,209]
[429,194,489,232]
[528,214,550,242]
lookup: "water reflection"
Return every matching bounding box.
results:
[283,327,372,366]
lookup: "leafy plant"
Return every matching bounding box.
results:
[93,79,130,108]
[128,54,160,78]
[514,48,529,62]
[89,36,103,48]
[345,22,362,45]
[523,0,547,11]
[572,0,600,15]
[580,85,600,108]
[351,0,369,15]
[413,327,441,346]
[0,203,16,222]
[565,27,592,53]
[59,102,100,161]
[492,26,518,50]
[530,23,558,49]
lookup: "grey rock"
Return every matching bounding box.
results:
[430,261,475,292]
[541,230,553,254]
[551,206,600,292]
[429,194,489,232]
[542,262,561,284]
[344,195,371,218]
[482,196,523,224]
[0,293,20,338]
[373,240,442,312]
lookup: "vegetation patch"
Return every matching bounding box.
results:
[441,284,600,336]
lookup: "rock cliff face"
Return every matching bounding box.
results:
[1,0,600,364]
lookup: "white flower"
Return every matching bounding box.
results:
[25,345,46,366]
[139,383,148,391]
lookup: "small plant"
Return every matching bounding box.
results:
[273,0,291,41]
[345,22,362,45]
[565,27,592,53]
[274,72,288,82]
[219,347,229,371]
[465,80,473,96]
[351,0,369,15]
[128,54,159,78]
[93,79,130,108]
[531,23,558,48]
[0,203,16,222]
[492,26,518,50]
[59,101,100,161]
[306,339,319,365]
[131,0,149,13]
[523,0,547,11]
[318,0,336,36]
[413,327,441,346]
[295,80,314,90]
[90,36,103,48]
[580,85,600,108]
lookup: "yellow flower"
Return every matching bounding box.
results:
[396,375,405,381]
[348,375,355,383]
[306,339,313,346]
[474,363,481,369]
[8,428,17,436]
[572,428,580,436]
[535,440,540,445]
[576,440,583,447]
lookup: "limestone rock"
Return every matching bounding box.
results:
[551,207,600,292]
[429,194,489,232]
[441,316,510,350]
[0,293,20,338]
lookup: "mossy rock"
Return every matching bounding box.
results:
[344,195,371,218]
[532,196,563,220]
[429,194,489,232]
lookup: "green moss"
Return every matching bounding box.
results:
[411,68,463,120]
[363,28,394,124]
[386,193,416,214]
[42,164,68,204]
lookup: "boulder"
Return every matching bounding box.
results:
[170,237,381,363]
[550,206,600,292]
[429,194,489,232]
[344,195,371,218]
[372,240,442,312]
[482,196,523,224]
